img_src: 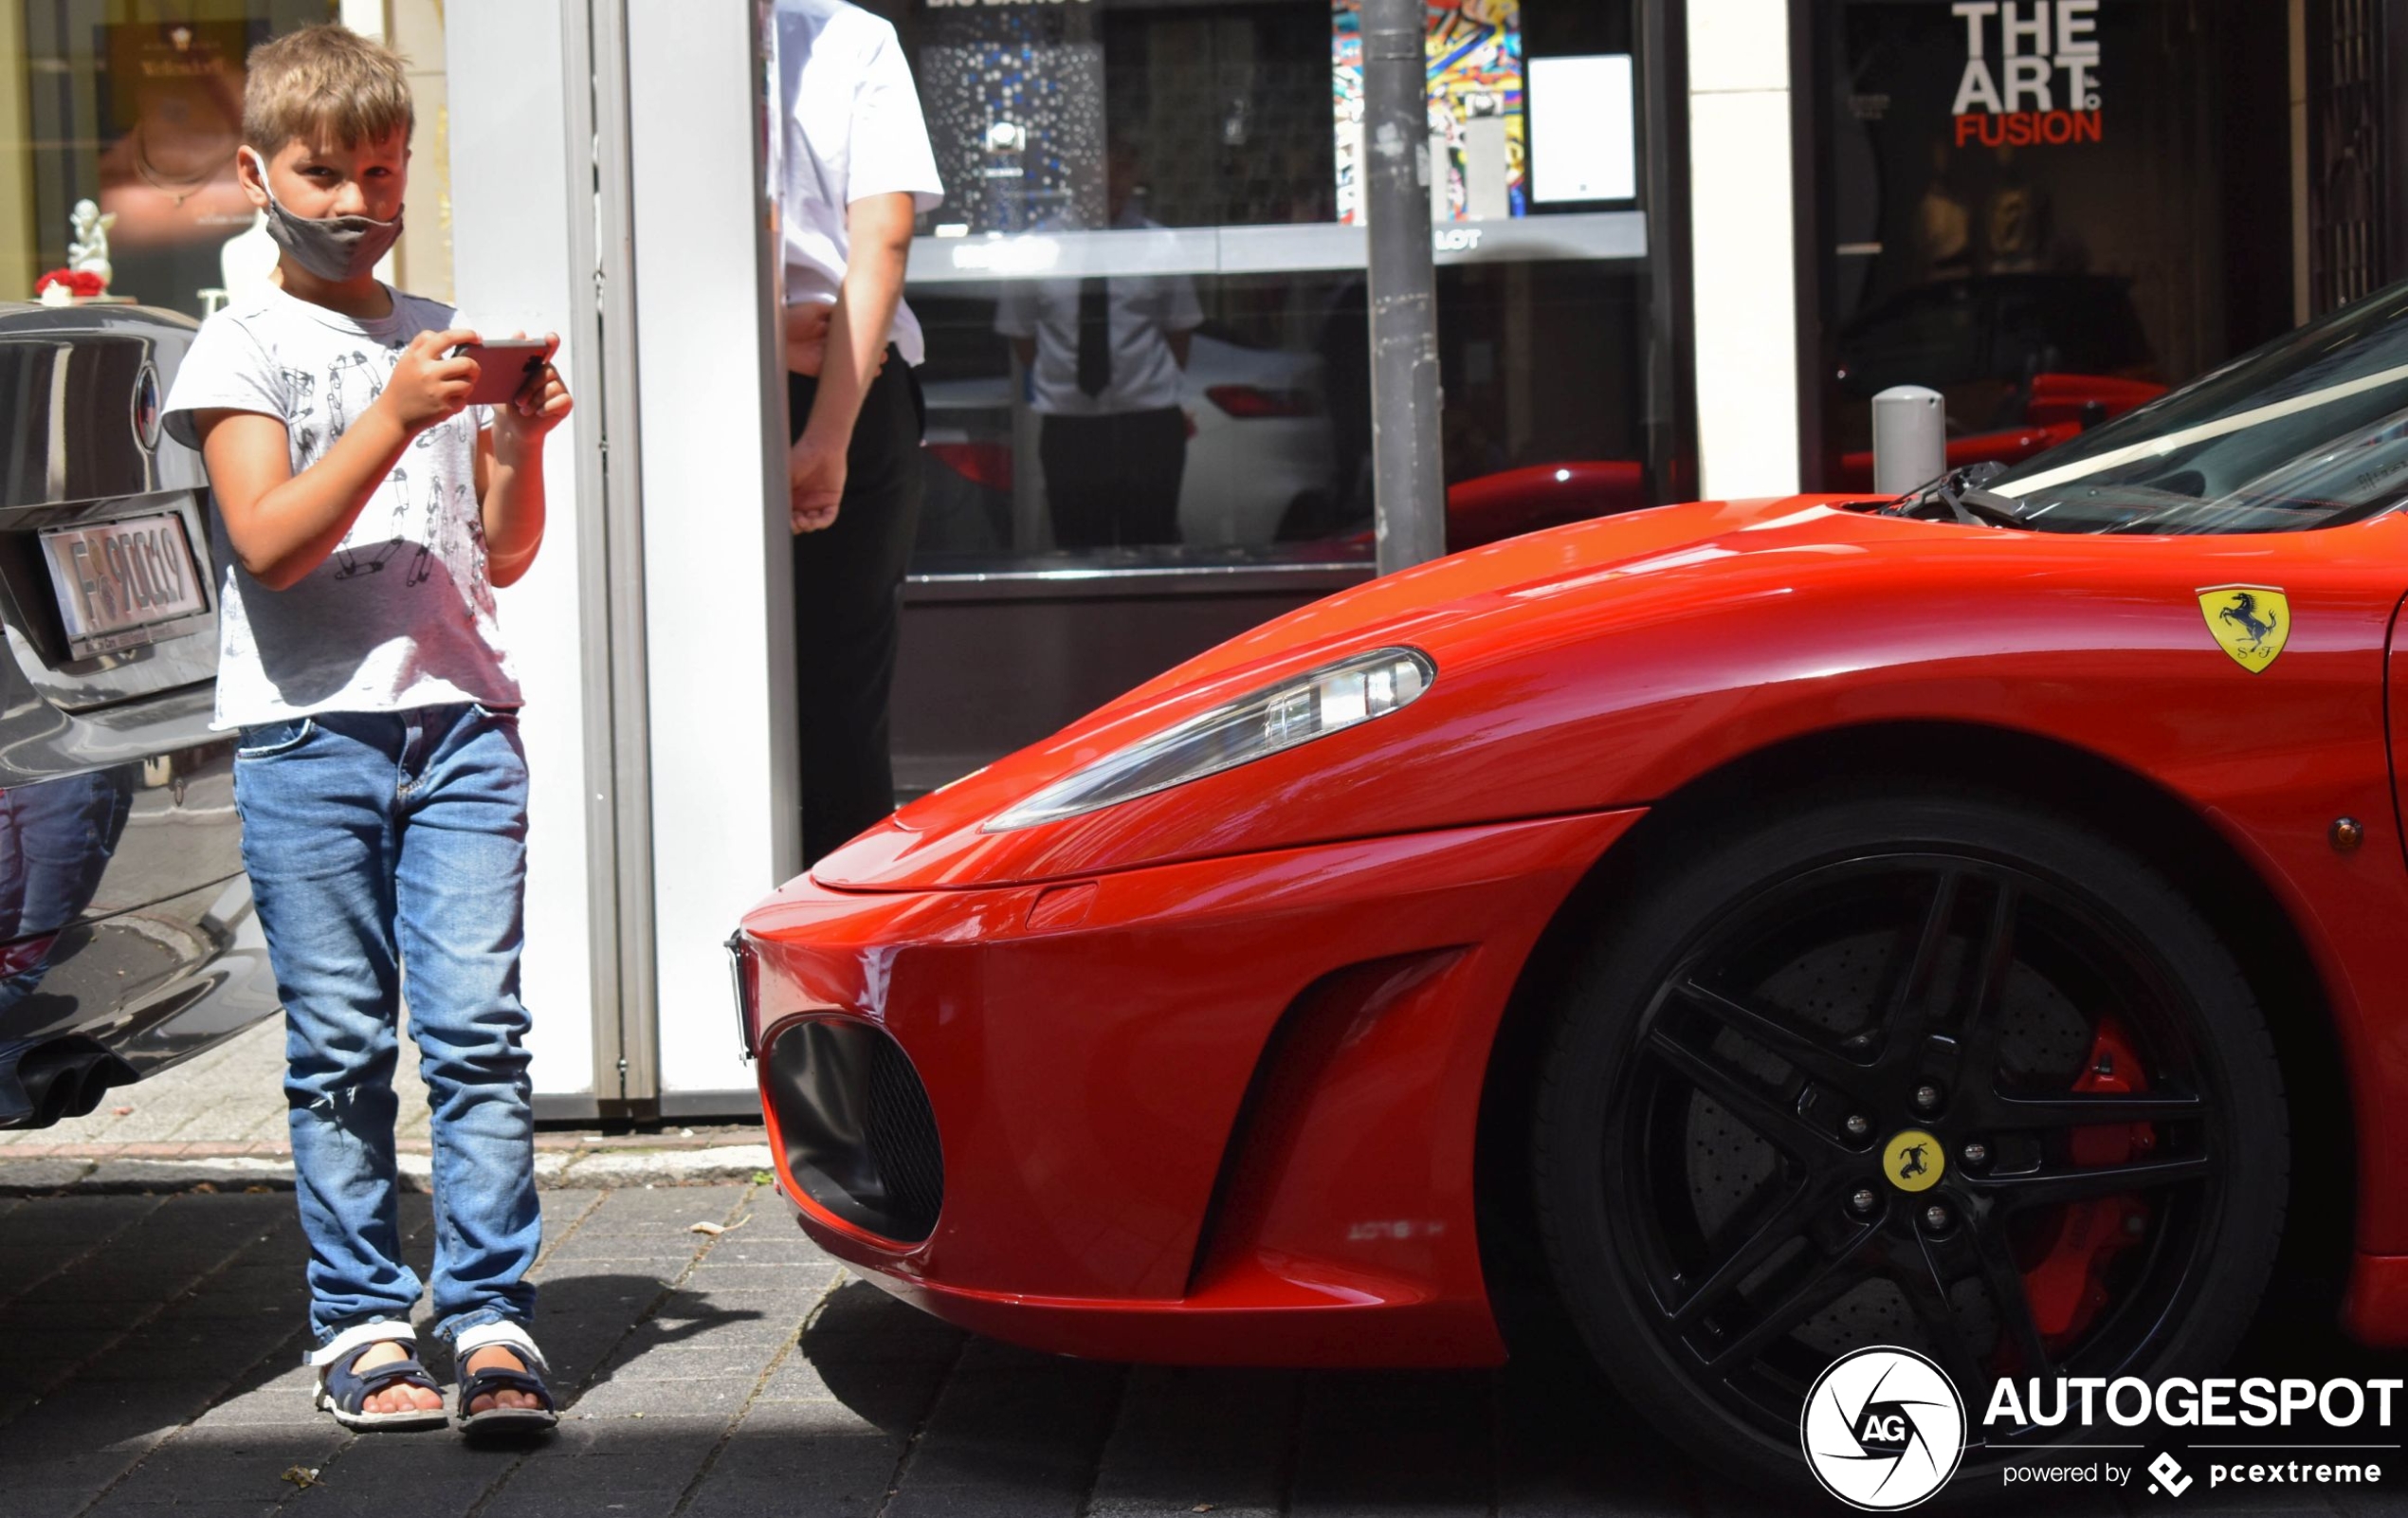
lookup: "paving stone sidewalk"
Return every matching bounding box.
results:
[0,1021,771,1194]
[0,1182,1705,1518]
[2,1180,2402,1518]
[5,1033,2404,1515]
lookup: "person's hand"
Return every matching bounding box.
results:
[789,431,846,532]
[488,332,572,446]
[381,328,479,435]
[785,302,832,377]
[784,302,891,379]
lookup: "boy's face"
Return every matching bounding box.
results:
[242,127,410,223]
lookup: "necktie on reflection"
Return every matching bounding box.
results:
[1077,277,1111,397]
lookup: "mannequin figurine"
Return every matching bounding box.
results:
[66,199,116,290]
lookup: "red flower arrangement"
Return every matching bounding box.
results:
[34,268,104,299]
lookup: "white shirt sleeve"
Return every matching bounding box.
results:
[161,312,285,449]
[846,23,943,212]
[1163,273,1205,335]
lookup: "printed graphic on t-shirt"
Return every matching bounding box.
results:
[304,341,479,595]
[321,349,380,441]
[159,285,520,730]
[280,368,316,428]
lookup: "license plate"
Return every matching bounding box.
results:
[38,512,210,660]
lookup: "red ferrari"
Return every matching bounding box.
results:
[734,282,2408,1492]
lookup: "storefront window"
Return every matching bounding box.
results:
[3,3,346,320]
[2,3,447,316]
[871,0,1662,572]
[1815,0,2296,491]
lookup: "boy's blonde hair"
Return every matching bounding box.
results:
[242,24,412,156]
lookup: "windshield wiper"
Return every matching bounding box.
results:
[1882,465,2029,528]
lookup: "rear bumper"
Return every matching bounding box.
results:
[1,741,276,1127]
[740,809,1643,1367]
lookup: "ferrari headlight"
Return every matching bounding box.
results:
[985,647,1436,832]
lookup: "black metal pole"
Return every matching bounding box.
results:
[1362,0,1447,573]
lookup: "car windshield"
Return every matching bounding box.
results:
[1973,280,2408,534]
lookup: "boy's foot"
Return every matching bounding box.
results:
[462,1344,544,1414]
[353,1340,445,1416]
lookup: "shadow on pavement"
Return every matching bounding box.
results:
[4,1187,2406,1517]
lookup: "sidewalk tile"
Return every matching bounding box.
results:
[1088,1367,1297,1518]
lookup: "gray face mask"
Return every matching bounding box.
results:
[243,149,404,283]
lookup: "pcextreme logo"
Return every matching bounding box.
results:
[1949,1,2105,148]
[1801,1346,1967,1510]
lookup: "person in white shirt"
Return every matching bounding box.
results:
[996,139,1203,549]
[774,0,943,865]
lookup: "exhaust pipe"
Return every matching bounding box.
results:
[12,1037,137,1126]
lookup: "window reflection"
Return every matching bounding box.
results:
[884,0,1657,573]
[912,259,1652,568]
[1815,0,2295,491]
[16,4,337,320]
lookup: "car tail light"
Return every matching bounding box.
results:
[1204,385,1321,419]
[926,440,1014,493]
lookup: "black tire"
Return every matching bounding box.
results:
[1531,787,2288,1499]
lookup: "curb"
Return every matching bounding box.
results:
[0,1143,775,1196]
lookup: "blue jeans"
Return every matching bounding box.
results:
[234,704,539,1353]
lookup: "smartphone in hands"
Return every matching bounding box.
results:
[451,338,551,407]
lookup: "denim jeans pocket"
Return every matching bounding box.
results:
[235,717,317,759]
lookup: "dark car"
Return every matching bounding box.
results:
[0,303,275,1127]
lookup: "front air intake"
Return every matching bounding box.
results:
[764,1018,943,1243]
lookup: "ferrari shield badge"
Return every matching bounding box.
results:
[2197,585,2290,673]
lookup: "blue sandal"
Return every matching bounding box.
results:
[454,1350,558,1441]
[314,1342,448,1432]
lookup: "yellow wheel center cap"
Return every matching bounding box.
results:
[1884,1130,1944,1192]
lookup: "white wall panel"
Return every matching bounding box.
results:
[446,1,597,1100]
[1687,1,1800,501]
[1687,0,1789,94]
[626,0,794,1103]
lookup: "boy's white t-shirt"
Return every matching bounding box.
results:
[162,282,522,732]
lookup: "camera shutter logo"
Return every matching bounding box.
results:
[1800,1345,1966,1510]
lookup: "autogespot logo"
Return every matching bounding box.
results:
[1802,1346,1968,1510]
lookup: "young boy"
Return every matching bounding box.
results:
[162,24,569,1437]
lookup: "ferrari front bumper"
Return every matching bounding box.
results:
[738,808,1643,1368]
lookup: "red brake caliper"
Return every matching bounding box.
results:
[2016,1018,2154,1349]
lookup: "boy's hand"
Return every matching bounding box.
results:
[789,431,846,533]
[382,328,480,435]
[489,332,572,447]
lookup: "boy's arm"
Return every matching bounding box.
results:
[478,334,573,588]
[787,191,916,533]
[194,327,478,592]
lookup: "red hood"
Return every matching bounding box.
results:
[802,488,2408,893]
[809,494,1919,890]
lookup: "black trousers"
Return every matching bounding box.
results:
[790,355,923,866]
[1037,408,1187,549]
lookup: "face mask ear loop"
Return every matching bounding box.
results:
[239,147,278,210]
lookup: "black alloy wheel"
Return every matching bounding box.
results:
[1531,789,2288,1496]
